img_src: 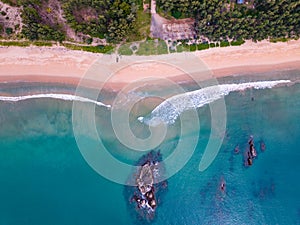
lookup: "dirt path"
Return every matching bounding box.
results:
[151,0,156,14]
[150,0,168,39]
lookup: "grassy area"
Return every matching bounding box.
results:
[118,43,133,55]
[136,40,168,55]
[157,41,168,54]
[136,41,157,55]
[62,43,114,53]
[33,41,53,47]
[0,40,52,47]
[0,41,31,47]
[269,37,289,43]
[176,44,189,52]
[0,39,113,53]
[127,9,151,42]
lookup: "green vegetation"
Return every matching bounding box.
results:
[62,43,114,53]
[198,43,209,50]
[2,0,142,43]
[220,41,230,47]
[20,2,65,42]
[136,40,168,55]
[189,44,197,51]
[157,0,193,19]
[0,41,31,47]
[270,37,289,43]
[157,0,300,42]
[176,44,189,53]
[62,0,137,42]
[171,10,182,19]
[126,9,151,42]
[33,41,53,46]
[1,0,299,54]
[0,40,113,52]
[118,43,133,55]
[0,40,51,47]
[230,40,245,46]
[5,27,13,35]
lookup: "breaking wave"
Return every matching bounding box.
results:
[138,80,291,125]
[0,93,111,108]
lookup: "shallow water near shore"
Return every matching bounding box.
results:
[0,71,300,224]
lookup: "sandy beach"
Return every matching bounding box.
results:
[0,40,300,90]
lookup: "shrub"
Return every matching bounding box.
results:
[220,41,230,47]
[172,10,182,19]
[5,27,13,35]
[197,43,209,50]
[230,39,245,46]
[270,37,288,43]
[63,43,114,53]
[190,44,197,51]
[86,37,93,45]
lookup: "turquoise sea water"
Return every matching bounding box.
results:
[0,71,300,225]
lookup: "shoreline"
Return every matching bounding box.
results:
[1,40,300,91]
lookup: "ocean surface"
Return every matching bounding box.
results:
[0,70,300,225]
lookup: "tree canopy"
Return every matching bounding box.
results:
[157,0,300,42]
[62,0,137,42]
[5,0,138,42]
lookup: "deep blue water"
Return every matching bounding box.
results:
[0,74,300,225]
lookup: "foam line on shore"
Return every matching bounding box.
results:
[139,80,291,125]
[0,93,111,108]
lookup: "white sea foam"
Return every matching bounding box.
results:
[0,93,111,108]
[139,80,291,125]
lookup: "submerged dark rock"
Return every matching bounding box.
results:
[124,150,168,223]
